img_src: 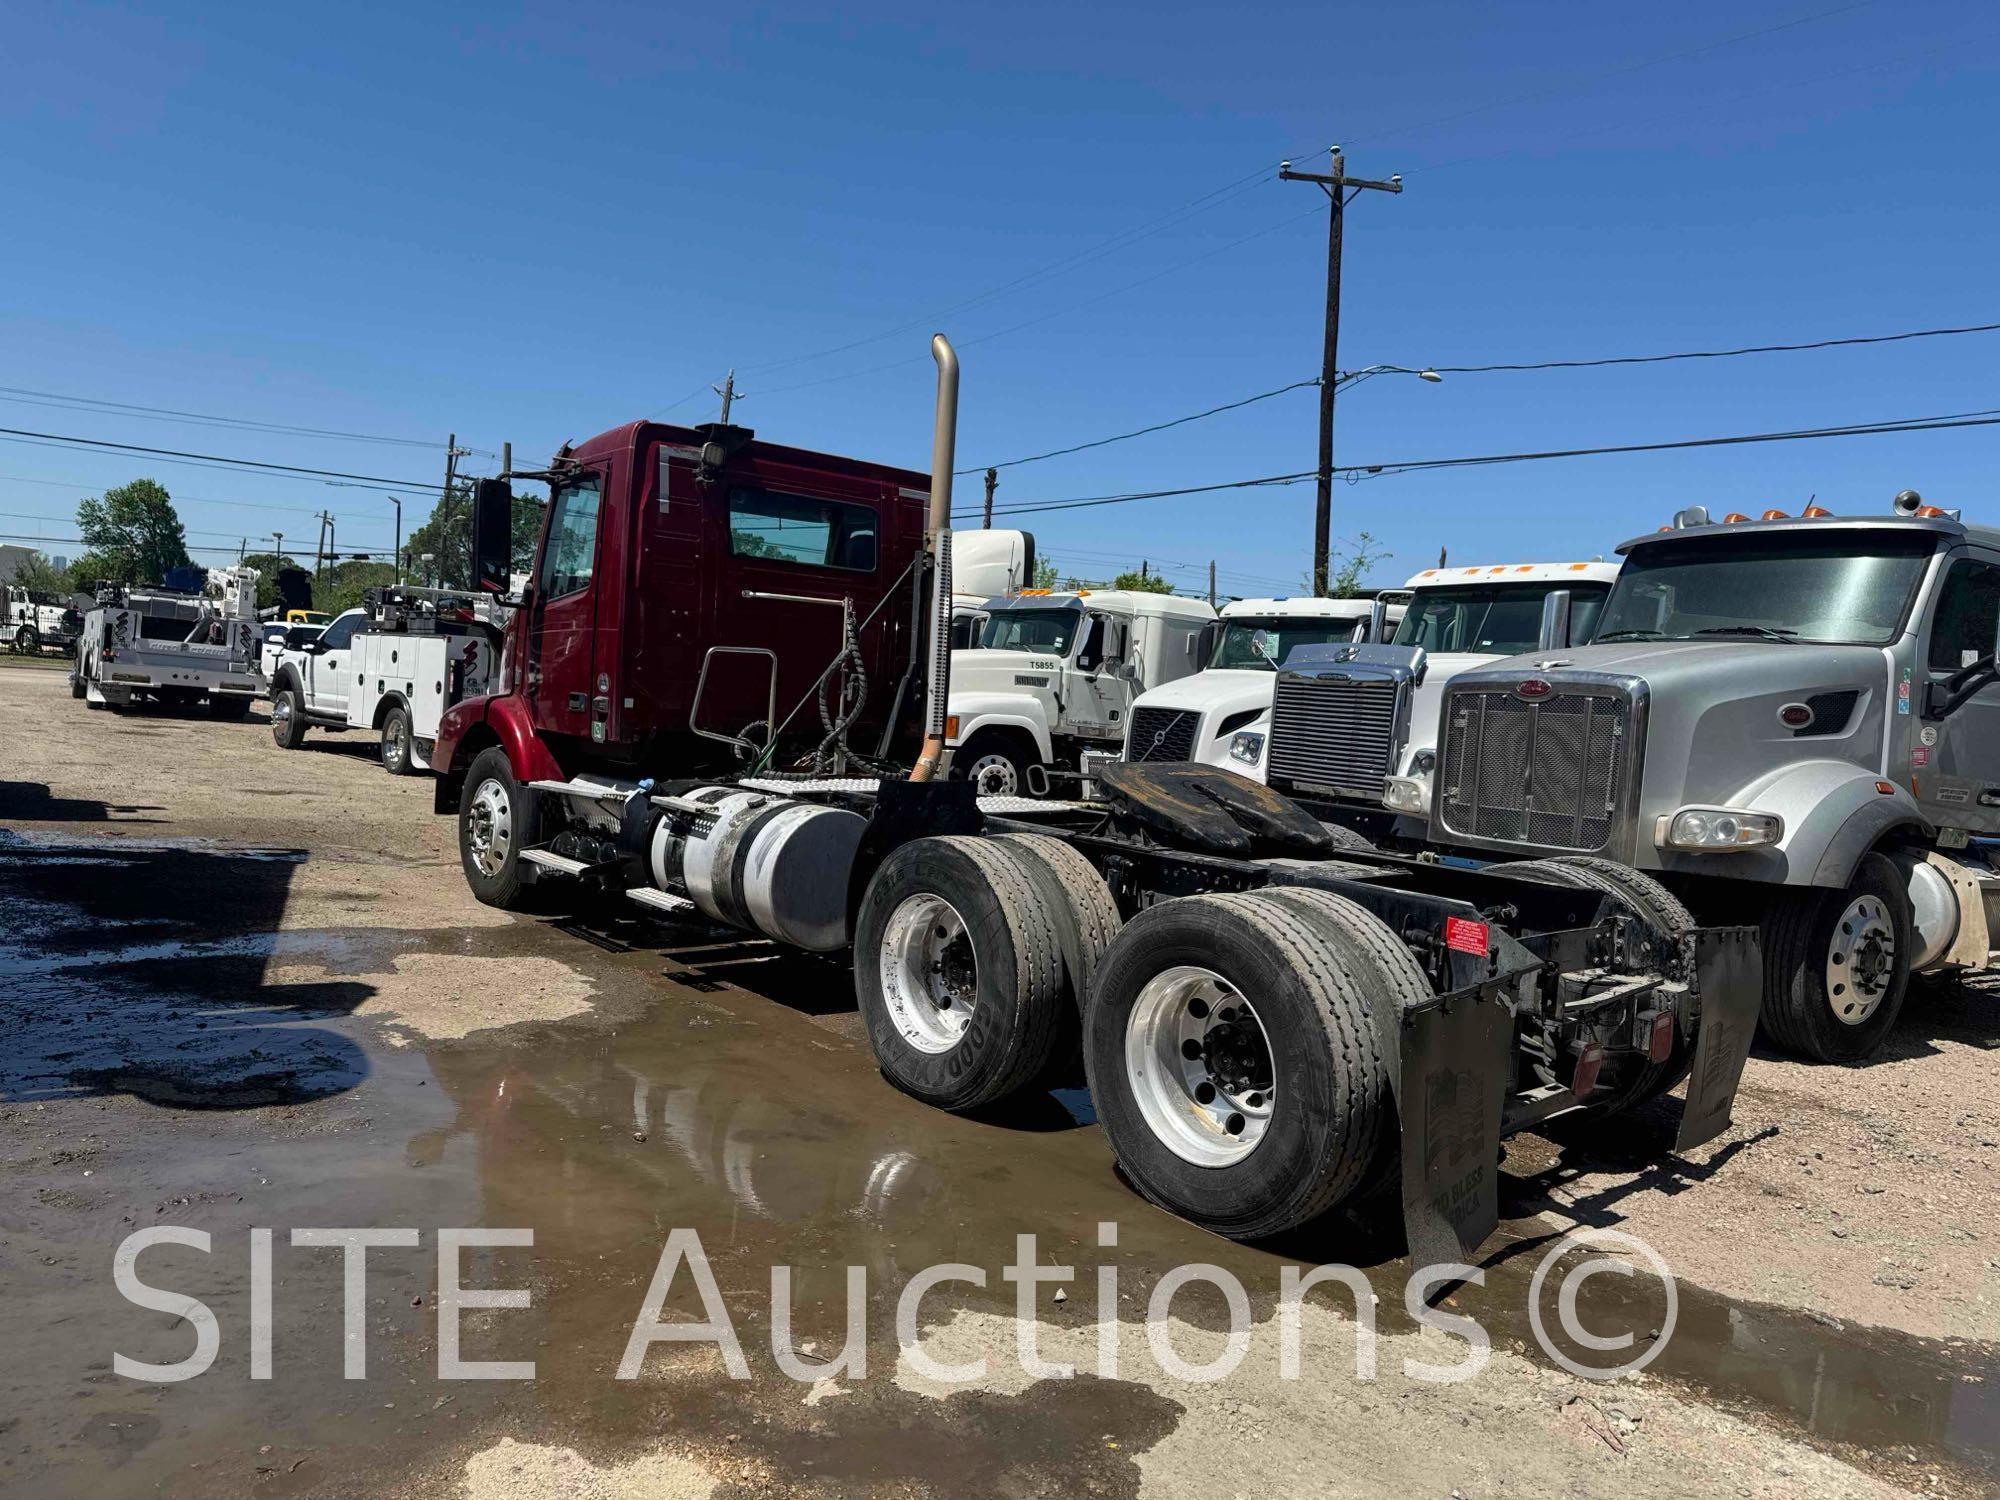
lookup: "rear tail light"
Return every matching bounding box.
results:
[1572,1043,1605,1098]
[1647,1011,1676,1063]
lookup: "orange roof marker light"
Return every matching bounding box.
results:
[1722,512,1752,523]
[1761,509,1790,521]
[1802,505,1834,518]
[1915,504,1949,519]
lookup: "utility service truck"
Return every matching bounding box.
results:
[436,336,1764,1264]
[1122,595,1401,782]
[1414,494,2000,1064]
[71,568,262,715]
[6,584,82,657]
[944,588,1217,795]
[1265,560,1619,843]
[268,587,502,774]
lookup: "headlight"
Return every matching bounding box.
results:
[1658,806,1783,850]
[1383,776,1427,813]
[1228,731,1264,765]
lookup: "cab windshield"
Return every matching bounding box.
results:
[1212,616,1361,670]
[978,606,1080,653]
[1394,583,1609,656]
[1595,532,1935,647]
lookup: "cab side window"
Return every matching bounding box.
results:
[1927,557,2000,671]
[318,614,360,652]
[541,476,603,599]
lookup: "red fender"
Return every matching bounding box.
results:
[434,691,566,786]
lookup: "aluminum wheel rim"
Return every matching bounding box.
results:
[384,720,406,770]
[1125,965,1276,1167]
[467,777,514,878]
[966,753,1018,796]
[1826,894,1895,1026]
[272,696,292,730]
[878,893,977,1054]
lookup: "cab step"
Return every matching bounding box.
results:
[626,887,698,916]
[520,848,590,877]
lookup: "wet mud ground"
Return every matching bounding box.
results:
[0,667,1994,1498]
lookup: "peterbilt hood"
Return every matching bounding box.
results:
[1130,668,1274,719]
[1453,638,1887,700]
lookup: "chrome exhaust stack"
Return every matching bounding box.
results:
[911,334,959,782]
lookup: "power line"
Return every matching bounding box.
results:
[962,471,1318,521]
[0,386,489,456]
[0,470,349,521]
[959,379,1319,475]
[0,427,433,493]
[1426,321,2000,375]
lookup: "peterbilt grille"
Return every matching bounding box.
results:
[1439,689,1629,852]
[1266,675,1399,796]
[1128,706,1200,762]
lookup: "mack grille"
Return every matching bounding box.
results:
[1439,688,1629,852]
[1266,675,1399,796]
[1128,706,1201,762]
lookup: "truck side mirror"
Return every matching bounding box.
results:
[1537,589,1573,650]
[1191,620,1221,670]
[471,478,514,597]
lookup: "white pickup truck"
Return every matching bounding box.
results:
[1122,595,1403,781]
[71,568,262,716]
[267,589,500,774]
[944,588,1217,794]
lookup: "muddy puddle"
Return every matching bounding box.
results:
[1,827,1994,1496]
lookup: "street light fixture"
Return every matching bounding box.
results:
[1332,364,1444,389]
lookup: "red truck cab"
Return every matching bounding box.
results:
[431,420,933,808]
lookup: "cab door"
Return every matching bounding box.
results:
[1070,611,1133,744]
[526,472,604,742]
[1916,548,2000,830]
[306,612,363,715]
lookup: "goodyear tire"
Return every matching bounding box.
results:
[853,836,1065,1111]
[1084,890,1391,1239]
[458,746,539,909]
[1759,851,1912,1064]
[380,705,415,776]
[270,683,308,749]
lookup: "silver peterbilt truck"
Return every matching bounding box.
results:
[1281,492,2000,1064]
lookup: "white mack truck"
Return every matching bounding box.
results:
[71,568,262,715]
[1264,559,1619,841]
[1121,595,1400,781]
[944,588,1217,794]
[1419,495,2000,1063]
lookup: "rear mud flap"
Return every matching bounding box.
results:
[1675,926,1761,1152]
[1395,995,1511,1272]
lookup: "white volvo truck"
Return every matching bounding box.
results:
[268,588,500,773]
[1122,595,1403,781]
[944,588,1216,794]
[1264,560,1619,841]
[71,568,262,715]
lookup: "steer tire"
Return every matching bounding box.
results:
[1758,852,1912,1064]
[1083,891,1391,1240]
[1507,856,1699,1108]
[380,705,416,776]
[458,745,540,910]
[270,684,308,749]
[951,732,1036,798]
[853,836,1066,1112]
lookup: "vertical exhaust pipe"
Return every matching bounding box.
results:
[910,334,959,782]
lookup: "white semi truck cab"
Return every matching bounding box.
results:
[945,588,1216,794]
[1264,560,1619,834]
[6,585,82,656]
[1121,595,1398,781]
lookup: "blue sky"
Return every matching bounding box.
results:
[2,0,1995,597]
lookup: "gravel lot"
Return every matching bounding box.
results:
[0,665,1992,1497]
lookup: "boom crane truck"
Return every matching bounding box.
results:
[437,339,1763,1264]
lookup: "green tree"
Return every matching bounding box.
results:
[1031,555,1059,590]
[237,553,308,611]
[74,479,192,586]
[401,484,545,588]
[9,551,73,598]
[1112,566,1176,594]
[1300,531,1391,598]
[318,559,399,616]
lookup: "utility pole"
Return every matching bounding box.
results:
[1208,560,1216,609]
[1279,147,1402,595]
[982,467,997,528]
[440,433,460,588]
[713,371,740,424]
